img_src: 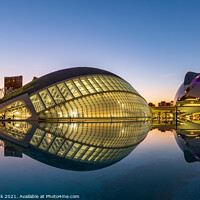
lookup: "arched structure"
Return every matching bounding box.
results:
[174,71,200,118]
[175,71,200,102]
[0,67,152,121]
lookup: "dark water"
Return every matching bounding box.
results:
[0,121,200,200]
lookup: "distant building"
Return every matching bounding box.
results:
[174,71,200,118]
[148,102,155,107]
[4,144,22,158]
[174,71,200,103]
[158,101,173,107]
[4,76,23,97]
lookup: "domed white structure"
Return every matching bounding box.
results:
[174,72,200,118]
[175,71,200,103]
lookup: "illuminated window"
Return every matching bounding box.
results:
[65,143,80,158]
[80,77,96,93]
[57,141,73,157]
[57,83,73,100]
[39,133,55,151]
[48,137,65,154]
[30,94,45,112]
[98,75,114,90]
[73,79,89,95]
[92,76,108,91]
[39,89,55,108]
[48,86,65,104]
[30,129,45,146]
[65,81,81,98]
[86,76,102,92]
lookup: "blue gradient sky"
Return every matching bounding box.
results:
[0,0,200,104]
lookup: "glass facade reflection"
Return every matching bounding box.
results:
[30,121,151,165]
[0,121,151,170]
[0,121,32,141]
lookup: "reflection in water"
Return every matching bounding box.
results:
[0,121,32,141]
[174,131,200,163]
[0,121,152,171]
[153,119,200,163]
[174,120,200,163]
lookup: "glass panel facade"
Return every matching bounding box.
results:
[57,83,73,101]
[73,79,89,95]
[48,86,65,104]
[98,75,114,91]
[39,89,55,108]
[80,77,96,93]
[39,92,151,119]
[87,76,103,92]
[105,76,120,90]
[0,100,32,120]
[30,94,45,113]
[65,81,81,98]
[93,76,108,91]
[30,74,150,120]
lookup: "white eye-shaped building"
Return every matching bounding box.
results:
[0,67,152,121]
[174,71,200,118]
[175,71,200,103]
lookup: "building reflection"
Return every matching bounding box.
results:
[0,120,152,171]
[153,119,200,163]
[4,144,22,158]
[172,119,200,163]
[174,130,200,163]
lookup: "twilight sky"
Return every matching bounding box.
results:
[0,0,200,104]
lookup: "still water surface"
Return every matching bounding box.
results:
[0,121,200,200]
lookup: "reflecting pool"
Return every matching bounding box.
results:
[1,120,200,200]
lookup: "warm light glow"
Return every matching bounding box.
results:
[71,111,77,117]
